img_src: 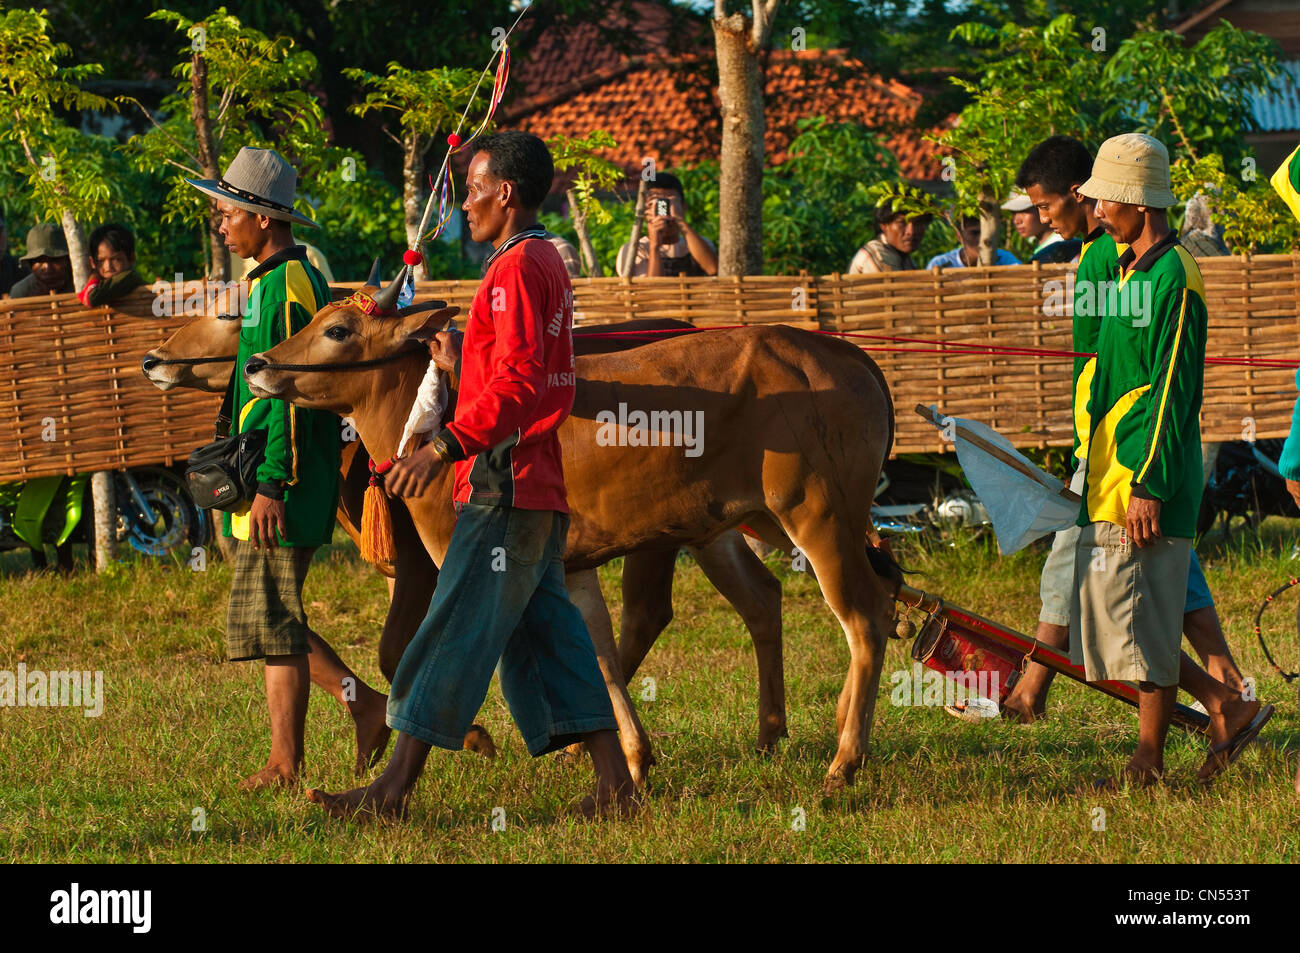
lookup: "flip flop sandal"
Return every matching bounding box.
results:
[1197,703,1275,783]
[943,698,1000,722]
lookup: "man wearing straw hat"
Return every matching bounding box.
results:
[1071,133,1264,788]
[186,147,390,790]
[1001,137,1267,778]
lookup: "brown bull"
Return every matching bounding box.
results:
[144,310,789,774]
[244,294,900,792]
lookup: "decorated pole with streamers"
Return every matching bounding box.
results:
[393,1,531,299]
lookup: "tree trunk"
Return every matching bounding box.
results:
[978,184,1000,266]
[17,134,92,289]
[713,13,766,277]
[91,471,116,572]
[567,188,601,277]
[61,208,90,290]
[624,178,649,276]
[402,132,428,280]
[191,50,228,281]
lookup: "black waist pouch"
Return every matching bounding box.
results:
[185,372,267,511]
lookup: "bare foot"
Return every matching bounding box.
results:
[1197,702,1272,783]
[1000,691,1046,724]
[238,762,299,791]
[353,700,392,777]
[1206,695,1260,751]
[462,724,496,758]
[306,778,411,821]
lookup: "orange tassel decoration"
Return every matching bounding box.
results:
[360,458,397,567]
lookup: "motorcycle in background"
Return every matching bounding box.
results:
[0,466,210,570]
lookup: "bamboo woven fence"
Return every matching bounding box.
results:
[2,256,1297,481]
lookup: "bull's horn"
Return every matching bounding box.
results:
[364,257,382,288]
[372,262,410,314]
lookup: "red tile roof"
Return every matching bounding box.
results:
[503,8,948,188]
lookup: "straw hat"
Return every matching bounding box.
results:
[185,147,318,228]
[1079,133,1176,208]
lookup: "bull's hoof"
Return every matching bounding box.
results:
[462,725,496,758]
[756,718,788,756]
[627,750,656,788]
[822,762,858,796]
[555,742,586,766]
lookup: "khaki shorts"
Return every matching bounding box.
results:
[225,541,318,661]
[1069,521,1188,686]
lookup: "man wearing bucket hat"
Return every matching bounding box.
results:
[185,146,390,790]
[8,223,74,298]
[1071,133,1272,788]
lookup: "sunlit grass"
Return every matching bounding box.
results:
[0,522,1296,862]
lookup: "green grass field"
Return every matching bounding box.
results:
[1,523,1296,863]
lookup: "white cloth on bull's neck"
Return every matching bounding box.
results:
[397,358,448,458]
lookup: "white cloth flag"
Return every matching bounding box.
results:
[921,406,1081,556]
[397,360,448,459]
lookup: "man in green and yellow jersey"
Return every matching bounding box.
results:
[187,148,390,790]
[1072,134,1270,788]
[1005,139,1263,772]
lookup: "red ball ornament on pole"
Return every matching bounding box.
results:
[447,133,462,149]
[402,249,422,267]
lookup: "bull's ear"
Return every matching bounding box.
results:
[396,304,459,342]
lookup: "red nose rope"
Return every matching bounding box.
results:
[573,324,1300,369]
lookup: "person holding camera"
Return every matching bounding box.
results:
[616,172,717,278]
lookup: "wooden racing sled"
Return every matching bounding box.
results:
[894,583,1211,732]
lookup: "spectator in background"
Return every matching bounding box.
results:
[78,223,146,306]
[1004,191,1073,263]
[0,213,29,296]
[617,172,717,277]
[1180,192,1230,259]
[8,224,74,298]
[848,205,930,274]
[543,230,582,279]
[925,216,1021,269]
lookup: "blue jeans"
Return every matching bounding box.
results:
[386,503,617,755]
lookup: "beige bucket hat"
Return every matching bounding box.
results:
[1079,133,1176,208]
[185,146,318,228]
[1001,191,1034,212]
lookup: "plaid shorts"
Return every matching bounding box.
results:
[225,541,318,661]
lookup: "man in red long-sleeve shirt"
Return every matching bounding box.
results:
[308,131,634,821]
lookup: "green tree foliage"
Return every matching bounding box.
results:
[343,62,482,275]
[555,118,903,277]
[0,8,120,286]
[1171,154,1300,254]
[127,8,399,279]
[870,14,1294,257]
